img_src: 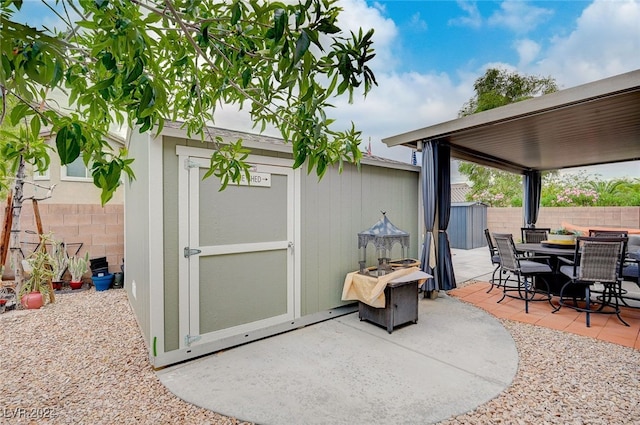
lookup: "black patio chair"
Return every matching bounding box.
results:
[589,231,639,304]
[521,227,551,244]
[492,233,554,313]
[588,229,628,238]
[554,236,629,327]
[484,229,505,293]
[620,235,640,307]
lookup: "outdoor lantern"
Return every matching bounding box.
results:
[358,212,410,276]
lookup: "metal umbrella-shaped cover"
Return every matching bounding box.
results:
[358,213,409,275]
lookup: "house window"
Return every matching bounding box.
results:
[62,156,92,181]
[33,166,50,181]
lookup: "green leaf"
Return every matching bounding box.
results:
[29,116,41,137]
[124,58,144,84]
[137,83,154,116]
[139,116,152,133]
[173,55,188,67]
[9,103,30,126]
[93,75,115,91]
[293,30,310,64]
[317,19,341,34]
[317,155,327,178]
[241,68,251,88]
[51,59,64,86]
[265,28,276,40]
[144,12,162,24]
[101,52,116,70]
[1,54,12,79]
[231,1,242,25]
[55,126,81,165]
[75,20,98,30]
[273,9,286,43]
[300,84,314,102]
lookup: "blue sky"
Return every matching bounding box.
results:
[328,0,640,179]
[374,1,588,75]
[8,0,640,178]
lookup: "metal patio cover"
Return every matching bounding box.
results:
[381,69,640,292]
[382,69,640,174]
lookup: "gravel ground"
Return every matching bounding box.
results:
[1,289,639,424]
[1,290,248,425]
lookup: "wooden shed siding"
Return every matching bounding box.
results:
[128,130,419,355]
[300,163,419,315]
[124,131,154,347]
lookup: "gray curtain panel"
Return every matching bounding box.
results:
[436,142,456,290]
[420,140,437,292]
[523,170,542,228]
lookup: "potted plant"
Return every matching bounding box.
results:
[549,228,578,243]
[68,252,89,290]
[19,248,54,309]
[50,237,69,291]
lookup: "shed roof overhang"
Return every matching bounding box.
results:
[382,69,640,175]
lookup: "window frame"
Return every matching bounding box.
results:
[61,156,93,182]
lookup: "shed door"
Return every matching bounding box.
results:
[179,155,295,348]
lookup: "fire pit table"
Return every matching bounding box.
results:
[342,268,432,333]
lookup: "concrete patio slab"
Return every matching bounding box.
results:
[157,291,518,425]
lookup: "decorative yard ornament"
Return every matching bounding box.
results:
[357,212,410,275]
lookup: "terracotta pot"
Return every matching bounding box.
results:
[21,292,44,309]
[52,281,63,291]
[69,281,83,290]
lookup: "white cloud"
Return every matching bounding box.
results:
[207,0,640,170]
[488,1,553,34]
[449,0,482,28]
[515,39,541,67]
[531,0,640,87]
[409,12,428,31]
[329,71,475,161]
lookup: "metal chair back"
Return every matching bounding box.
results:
[484,229,499,263]
[588,229,628,237]
[573,236,627,283]
[558,236,629,327]
[493,233,519,272]
[521,227,550,243]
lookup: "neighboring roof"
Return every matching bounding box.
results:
[382,69,640,175]
[40,128,126,147]
[162,121,419,172]
[451,183,471,203]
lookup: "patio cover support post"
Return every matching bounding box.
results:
[420,140,437,295]
[435,142,456,290]
[523,170,542,228]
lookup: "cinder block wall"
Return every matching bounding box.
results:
[487,207,640,242]
[1,203,124,277]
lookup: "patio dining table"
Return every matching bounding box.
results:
[515,243,578,296]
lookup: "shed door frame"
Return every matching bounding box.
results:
[176,145,301,349]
